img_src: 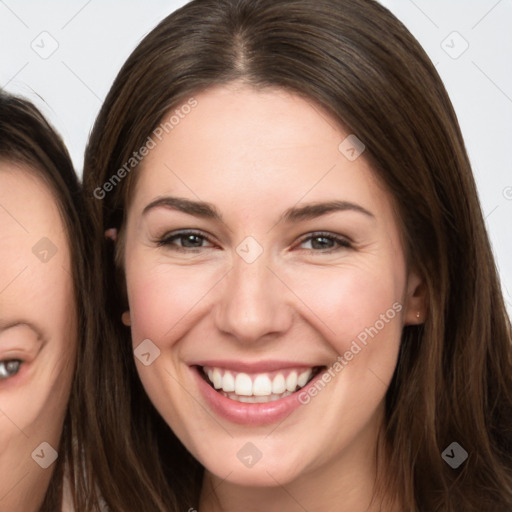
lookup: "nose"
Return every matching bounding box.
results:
[214,255,293,343]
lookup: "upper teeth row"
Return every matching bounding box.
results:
[205,367,313,396]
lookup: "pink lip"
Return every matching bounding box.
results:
[191,365,325,426]
[190,359,317,373]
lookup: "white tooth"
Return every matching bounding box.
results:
[223,390,293,403]
[297,369,313,388]
[286,371,298,392]
[272,374,286,394]
[212,368,222,389]
[255,395,272,403]
[222,371,235,392]
[253,374,272,396]
[235,373,253,396]
[207,368,214,382]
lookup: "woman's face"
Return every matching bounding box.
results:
[0,165,76,511]
[122,85,424,489]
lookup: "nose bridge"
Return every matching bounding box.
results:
[215,252,291,342]
[232,254,271,302]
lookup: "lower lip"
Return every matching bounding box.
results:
[192,366,324,426]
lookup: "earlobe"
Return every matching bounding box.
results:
[105,228,118,242]
[121,311,131,326]
[404,270,428,325]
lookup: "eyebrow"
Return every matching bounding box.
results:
[143,196,223,221]
[281,201,375,223]
[142,196,374,223]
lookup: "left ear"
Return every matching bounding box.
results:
[403,268,428,325]
[105,228,118,241]
[121,311,131,326]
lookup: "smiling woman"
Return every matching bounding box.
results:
[0,92,88,511]
[82,0,512,511]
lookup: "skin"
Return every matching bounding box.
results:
[121,84,427,512]
[0,165,76,512]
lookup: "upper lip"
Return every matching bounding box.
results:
[190,360,324,373]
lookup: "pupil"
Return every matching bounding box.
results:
[312,236,333,249]
[6,360,20,374]
[182,234,202,247]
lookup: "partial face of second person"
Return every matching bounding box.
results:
[121,84,425,506]
[0,165,75,511]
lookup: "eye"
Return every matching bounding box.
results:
[157,230,215,250]
[0,359,22,380]
[298,232,352,251]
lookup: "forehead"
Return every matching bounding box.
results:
[0,162,71,297]
[131,85,393,221]
[0,161,64,233]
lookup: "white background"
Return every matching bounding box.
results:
[1,0,511,315]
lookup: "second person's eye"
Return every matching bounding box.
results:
[0,359,22,380]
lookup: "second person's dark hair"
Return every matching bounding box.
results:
[0,90,89,512]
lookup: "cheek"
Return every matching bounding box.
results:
[0,344,74,437]
[0,349,74,485]
[297,264,402,328]
[286,256,406,367]
[125,252,221,343]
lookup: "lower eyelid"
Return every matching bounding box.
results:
[159,238,214,249]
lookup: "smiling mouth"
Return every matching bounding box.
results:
[199,365,324,403]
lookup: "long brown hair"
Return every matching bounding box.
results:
[0,90,89,511]
[82,0,512,510]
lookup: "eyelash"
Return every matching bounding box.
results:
[0,359,22,380]
[296,232,352,252]
[157,229,215,251]
[157,230,352,253]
